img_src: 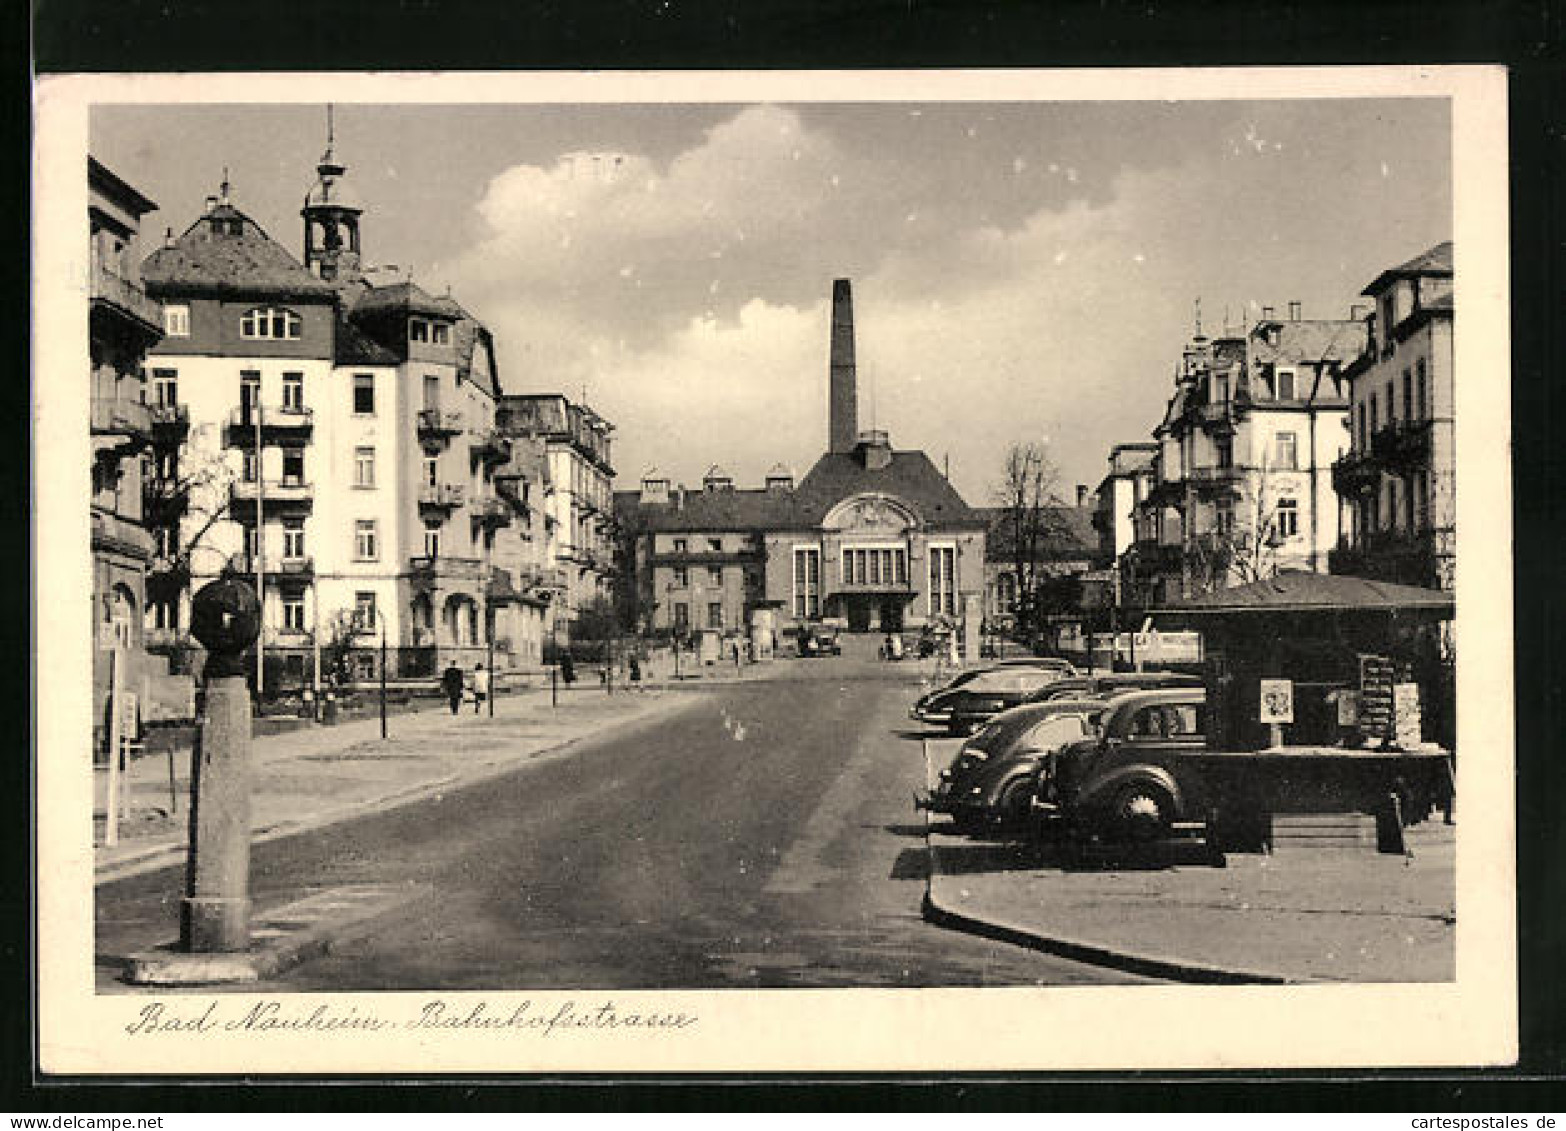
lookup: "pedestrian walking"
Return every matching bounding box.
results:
[472,662,489,714]
[628,654,643,690]
[440,662,464,716]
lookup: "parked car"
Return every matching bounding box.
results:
[797,624,841,657]
[1033,687,1207,842]
[911,665,1077,734]
[1026,670,1201,704]
[919,698,1106,832]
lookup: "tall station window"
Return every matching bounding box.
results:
[793,547,821,619]
[928,545,956,617]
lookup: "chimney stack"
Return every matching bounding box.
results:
[1350,302,1370,321]
[1076,484,1089,507]
[828,278,858,454]
[204,195,219,214]
[1288,300,1302,321]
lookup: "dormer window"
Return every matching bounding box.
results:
[240,307,301,340]
[432,323,450,345]
[410,319,429,343]
[409,318,451,345]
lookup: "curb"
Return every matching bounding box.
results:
[96,693,699,886]
[919,889,1294,985]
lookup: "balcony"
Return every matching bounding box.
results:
[417,482,466,511]
[468,428,511,466]
[225,554,314,583]
[1368,420,1432,468]
[469,495,513,529]
[142,478,190,522]
[224,405,315,447]
[148,402,189,445]
[90,259,164,337]
[229,478,314,511]
[408,555,484,586]
[1331,451,1380,497]
[1127,538,1184,575]
[90,508,155,561]
[1192,401,1239,431]
[1329,527,1451,589]
[91,397,152,459]
[1186,465,1244,494]
[1142,478,1185,507]
[417,408,466,442]
[146,553,188,583]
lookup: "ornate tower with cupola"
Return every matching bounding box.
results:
[301,107,363,284]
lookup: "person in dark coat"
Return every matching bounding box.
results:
[440,662,465,715]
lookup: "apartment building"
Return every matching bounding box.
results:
[1128,307,1366,604]
[137,135,549,684]
[89,157,164,744]
[1091,442,1159,565]
[1329,241,1455,591]
[496,393,617,646]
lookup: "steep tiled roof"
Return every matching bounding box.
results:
[1363,240,1453,294]
[981,505,1098,562]
[142,205,335,300]
[791,449,985,528]
[335,318,399,365]
[1160,569,1453,613]
[1249,319,1368,367]
[616,486,796,533]
[352,280,460,319]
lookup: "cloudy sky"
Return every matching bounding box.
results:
[91,98,1451,500]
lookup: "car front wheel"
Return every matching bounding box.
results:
[1107,782,1173,842]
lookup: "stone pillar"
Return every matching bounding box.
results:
[962,593,982,663]
[181,578,260,953]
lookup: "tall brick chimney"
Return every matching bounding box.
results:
[829,278,858,454]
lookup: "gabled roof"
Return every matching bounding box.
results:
[791,449,985,528]
[1363,240,1454,295]
[1159,569,1454,614]
[142,205,336,300]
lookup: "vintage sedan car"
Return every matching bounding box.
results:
[1026,670,1201,704]
[797,624,841,656]
[918,698,1106,832]
[911,665,1076,734]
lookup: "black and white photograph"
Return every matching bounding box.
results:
[34,68,1514,1075]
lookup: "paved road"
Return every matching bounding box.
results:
[97,655,1145,989]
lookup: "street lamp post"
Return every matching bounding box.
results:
[376,606,387,740]
[486,597,495,717]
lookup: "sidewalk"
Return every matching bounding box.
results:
[920,753,1455,983]
[95,679,701,884]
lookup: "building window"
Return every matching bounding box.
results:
[354,591,377,630]
[240,370,260,418]
[928,545,956,617]
[354,446,376,488]
[151,368,178,407]
[240,307,302,340]
[671,566,688,589]
[1274,497,1299,539]
[423,521,441,558]
[242,524,259,561]
[707,537,722,552]
[793,547,821,619]
[1275,368,1296,401]
[355,520,379,561]
[1356,403,1366,451]
[1369,394,1379,436]
[422,455,439,487]
[1215,436,1233,469]
[672,538,688,554]
[708,602,723,630]
[282,595,306,633]
[672,602,689,633]
[707,566,723,586]
[1274,431,1298,471]
[1416,359,1428,419]
[241,449,258,483]
[423,374,440,411]
[1402,368,1413,422]
[353,373,375,415]
[282,520,305,559]
[162,304,189,338]
[281,448,305,485]
[282,371,304,412]
[409,319,430,344]
[1414,472,1429,529]
[1215,498,1235,535]
[432,323,451,345]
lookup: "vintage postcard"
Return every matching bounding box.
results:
[34,67,1514,1075]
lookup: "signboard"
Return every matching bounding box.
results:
[1259,678,1294,724]
[1336,689,1361,728]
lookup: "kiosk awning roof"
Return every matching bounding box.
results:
[1153,570,1454,616]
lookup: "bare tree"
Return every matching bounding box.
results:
[992,442,1068,635]
[1184,464,1288,594]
